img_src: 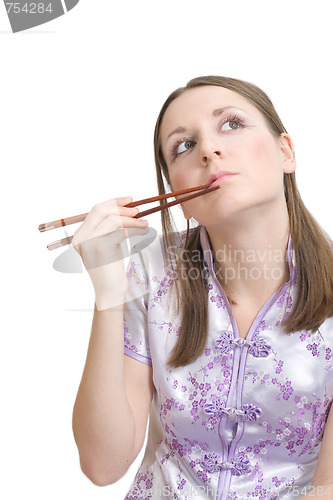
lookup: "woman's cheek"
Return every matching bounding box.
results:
[168,172,184,191]
[168,164,194,191]
[252,134,280,164]
[250,135,274,160]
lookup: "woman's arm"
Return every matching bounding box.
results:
[70,197,154,486]
[72,304,154,486]
[301,403,333,498]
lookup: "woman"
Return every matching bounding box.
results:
[72,76,333,499]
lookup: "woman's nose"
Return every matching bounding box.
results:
[199,138,223,164]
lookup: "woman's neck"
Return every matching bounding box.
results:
[205,202,290,307]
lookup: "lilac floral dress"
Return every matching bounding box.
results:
[123,226,333,500]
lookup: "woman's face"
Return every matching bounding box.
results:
[160,85,295,228]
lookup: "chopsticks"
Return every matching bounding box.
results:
[39,183,219,251]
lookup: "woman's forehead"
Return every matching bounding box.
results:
[160,85,262,141]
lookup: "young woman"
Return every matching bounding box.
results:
[72,76,333,499]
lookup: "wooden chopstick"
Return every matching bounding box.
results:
[43,184,220,251]
[132,185,219,219]
[38,184,212,233]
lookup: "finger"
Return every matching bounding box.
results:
[93,196,133,207]
[90,200,139,217]
[114,196,133,205]
[82,226,148,248]
[76,226,150,267]
[90,196,134,215]
[87,214,148,241]
[74,202,139,238]
[73,215,148,246]
[99,226,150,247]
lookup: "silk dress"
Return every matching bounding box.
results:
[122,226,333,500]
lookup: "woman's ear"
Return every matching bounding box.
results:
[280,133,296,174]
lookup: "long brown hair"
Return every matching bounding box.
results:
[153,75,333,368]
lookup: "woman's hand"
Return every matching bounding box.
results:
[71,196,149,310]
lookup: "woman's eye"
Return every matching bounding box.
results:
[221,120,239,131]
[177,140,195,155]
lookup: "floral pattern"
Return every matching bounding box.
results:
[123,228,333,500]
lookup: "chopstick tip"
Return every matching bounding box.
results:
[38,223,56,232]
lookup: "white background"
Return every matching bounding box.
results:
[0,1,332,499]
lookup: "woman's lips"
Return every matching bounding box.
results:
[208,170,237,188]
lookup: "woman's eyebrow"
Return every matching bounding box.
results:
[165,106,246,144]
[166,126,187,142]
[212,105,245,117]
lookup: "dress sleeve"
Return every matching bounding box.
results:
[123,252,152,366]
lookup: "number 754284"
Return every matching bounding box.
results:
[5,3,53,14]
